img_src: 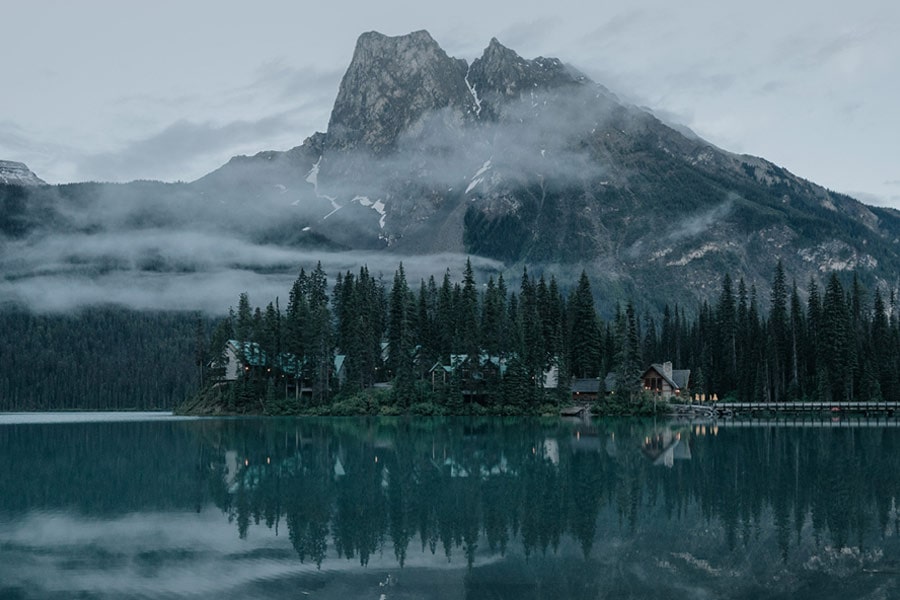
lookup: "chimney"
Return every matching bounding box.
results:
[662,361,673,379]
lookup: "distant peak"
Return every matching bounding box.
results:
[466,37,583,119]
[325,29,472,155]
[355,29,440,51]
[0,160,46,186]
[481,37,520,61]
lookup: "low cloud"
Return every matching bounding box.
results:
[76,112,304,183]
[666,198,735,241]
[0,81,632,315]
[0,509,480,599]
[317,82,621,202]
[0,224,504,314]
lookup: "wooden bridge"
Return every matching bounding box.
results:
[672,401,900,418]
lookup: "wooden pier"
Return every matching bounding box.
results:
[672,401,900,418]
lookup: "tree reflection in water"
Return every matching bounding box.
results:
[2,417,899,598]
[204,418,900,569]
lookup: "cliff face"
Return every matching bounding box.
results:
[324,30,473,156]
[5,31,900,312]
[0,161,45,186]
[289,30,900,304]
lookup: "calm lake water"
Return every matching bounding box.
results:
[1,414,898,599]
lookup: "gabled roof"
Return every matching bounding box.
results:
[603,372,618,393]
[228,340,343,376]
[430,353,508,376]
[571,378,600,394]
[643,363,690,390]
[671,369,690,389]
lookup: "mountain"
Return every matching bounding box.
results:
[221,30,900,302]
[0,160,45,186]
[3,30,900,313]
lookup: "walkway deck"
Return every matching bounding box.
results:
[672,401,900,418]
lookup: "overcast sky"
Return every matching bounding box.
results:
[2,0,898,207]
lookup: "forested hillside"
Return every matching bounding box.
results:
[192,257,900,415]
[0,309,201,410]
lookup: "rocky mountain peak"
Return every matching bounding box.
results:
[0,160,46,186]
[466,37,583,120]
[324,29,473,156]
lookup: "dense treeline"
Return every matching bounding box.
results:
[688,263,900,403]
[203,257,900,414]
[0,308,201,410]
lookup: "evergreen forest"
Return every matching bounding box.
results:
[187,258,900,415]
[0,308,202,410]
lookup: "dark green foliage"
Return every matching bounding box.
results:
[0,308,200,410]
[8,253,898,413]
[568,271,601,378]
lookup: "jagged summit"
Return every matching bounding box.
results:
[0,160,45,186]
[8,30,900,313]
[323,30,589,155]
[467,37,584,120]
[324,30,472,155]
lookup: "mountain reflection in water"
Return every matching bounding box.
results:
[0,416,898,599]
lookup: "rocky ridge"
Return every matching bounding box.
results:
[0,161,45,186]
[3,30,900,311]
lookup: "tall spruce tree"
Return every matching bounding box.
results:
[821,273,852,402]
[715,273,737,396]
[769,261,789,402]
[568,271,601,378]
[388,263,416,405]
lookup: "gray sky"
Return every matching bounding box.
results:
[2,0,898,208]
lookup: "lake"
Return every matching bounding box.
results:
[1,414,898,599]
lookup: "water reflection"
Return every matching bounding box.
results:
[1,417,899,599]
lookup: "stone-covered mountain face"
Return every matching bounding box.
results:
[284,30,900,303]
[4,30,900,312]
[0,161,45,186]
[324,30,473,156]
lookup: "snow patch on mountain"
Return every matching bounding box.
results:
[466,160,492,195]
[353,196,387,229]
[667,242,734,267]
[307,156,342,218]
[464,64,483,117]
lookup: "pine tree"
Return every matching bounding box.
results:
[821,273,851,402]
[769,261,789,402]
[459,258,480,360]
[306,263,333,404]
[235,292,253,343]
[715,273,737,396]
[806,277,823,400]
[388,263,416,405]
[788,282,804,400]
[568,271,601,378]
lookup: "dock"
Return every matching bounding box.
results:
[671,401,900,418]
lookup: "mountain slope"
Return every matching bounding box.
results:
[3,30,899,313]
[279,30,900,300]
